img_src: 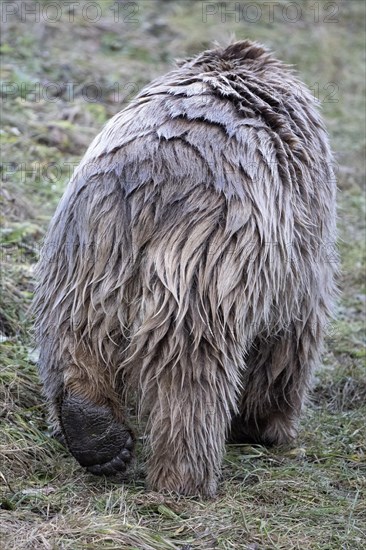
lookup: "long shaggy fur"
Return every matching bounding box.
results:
[33,40,338,497]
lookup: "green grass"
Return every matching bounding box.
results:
[1,1,365,548]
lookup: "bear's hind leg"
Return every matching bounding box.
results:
[228,320,322,446]
[41,341,134,476]
[144,349,238,498]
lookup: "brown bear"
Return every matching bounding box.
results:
[33,40,338,497]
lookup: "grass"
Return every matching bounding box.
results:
[1,0,365,548]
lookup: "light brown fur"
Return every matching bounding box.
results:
[33,41,338,496]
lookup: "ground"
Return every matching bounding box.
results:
[0,1,365,548]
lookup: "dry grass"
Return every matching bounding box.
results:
[1,1,365,548]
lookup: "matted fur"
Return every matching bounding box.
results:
[33,40,338,496]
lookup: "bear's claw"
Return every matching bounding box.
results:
[60,394,134,475]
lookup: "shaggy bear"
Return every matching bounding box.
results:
[33,40,338,497]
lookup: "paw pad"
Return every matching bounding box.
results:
[60,394,134,475]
